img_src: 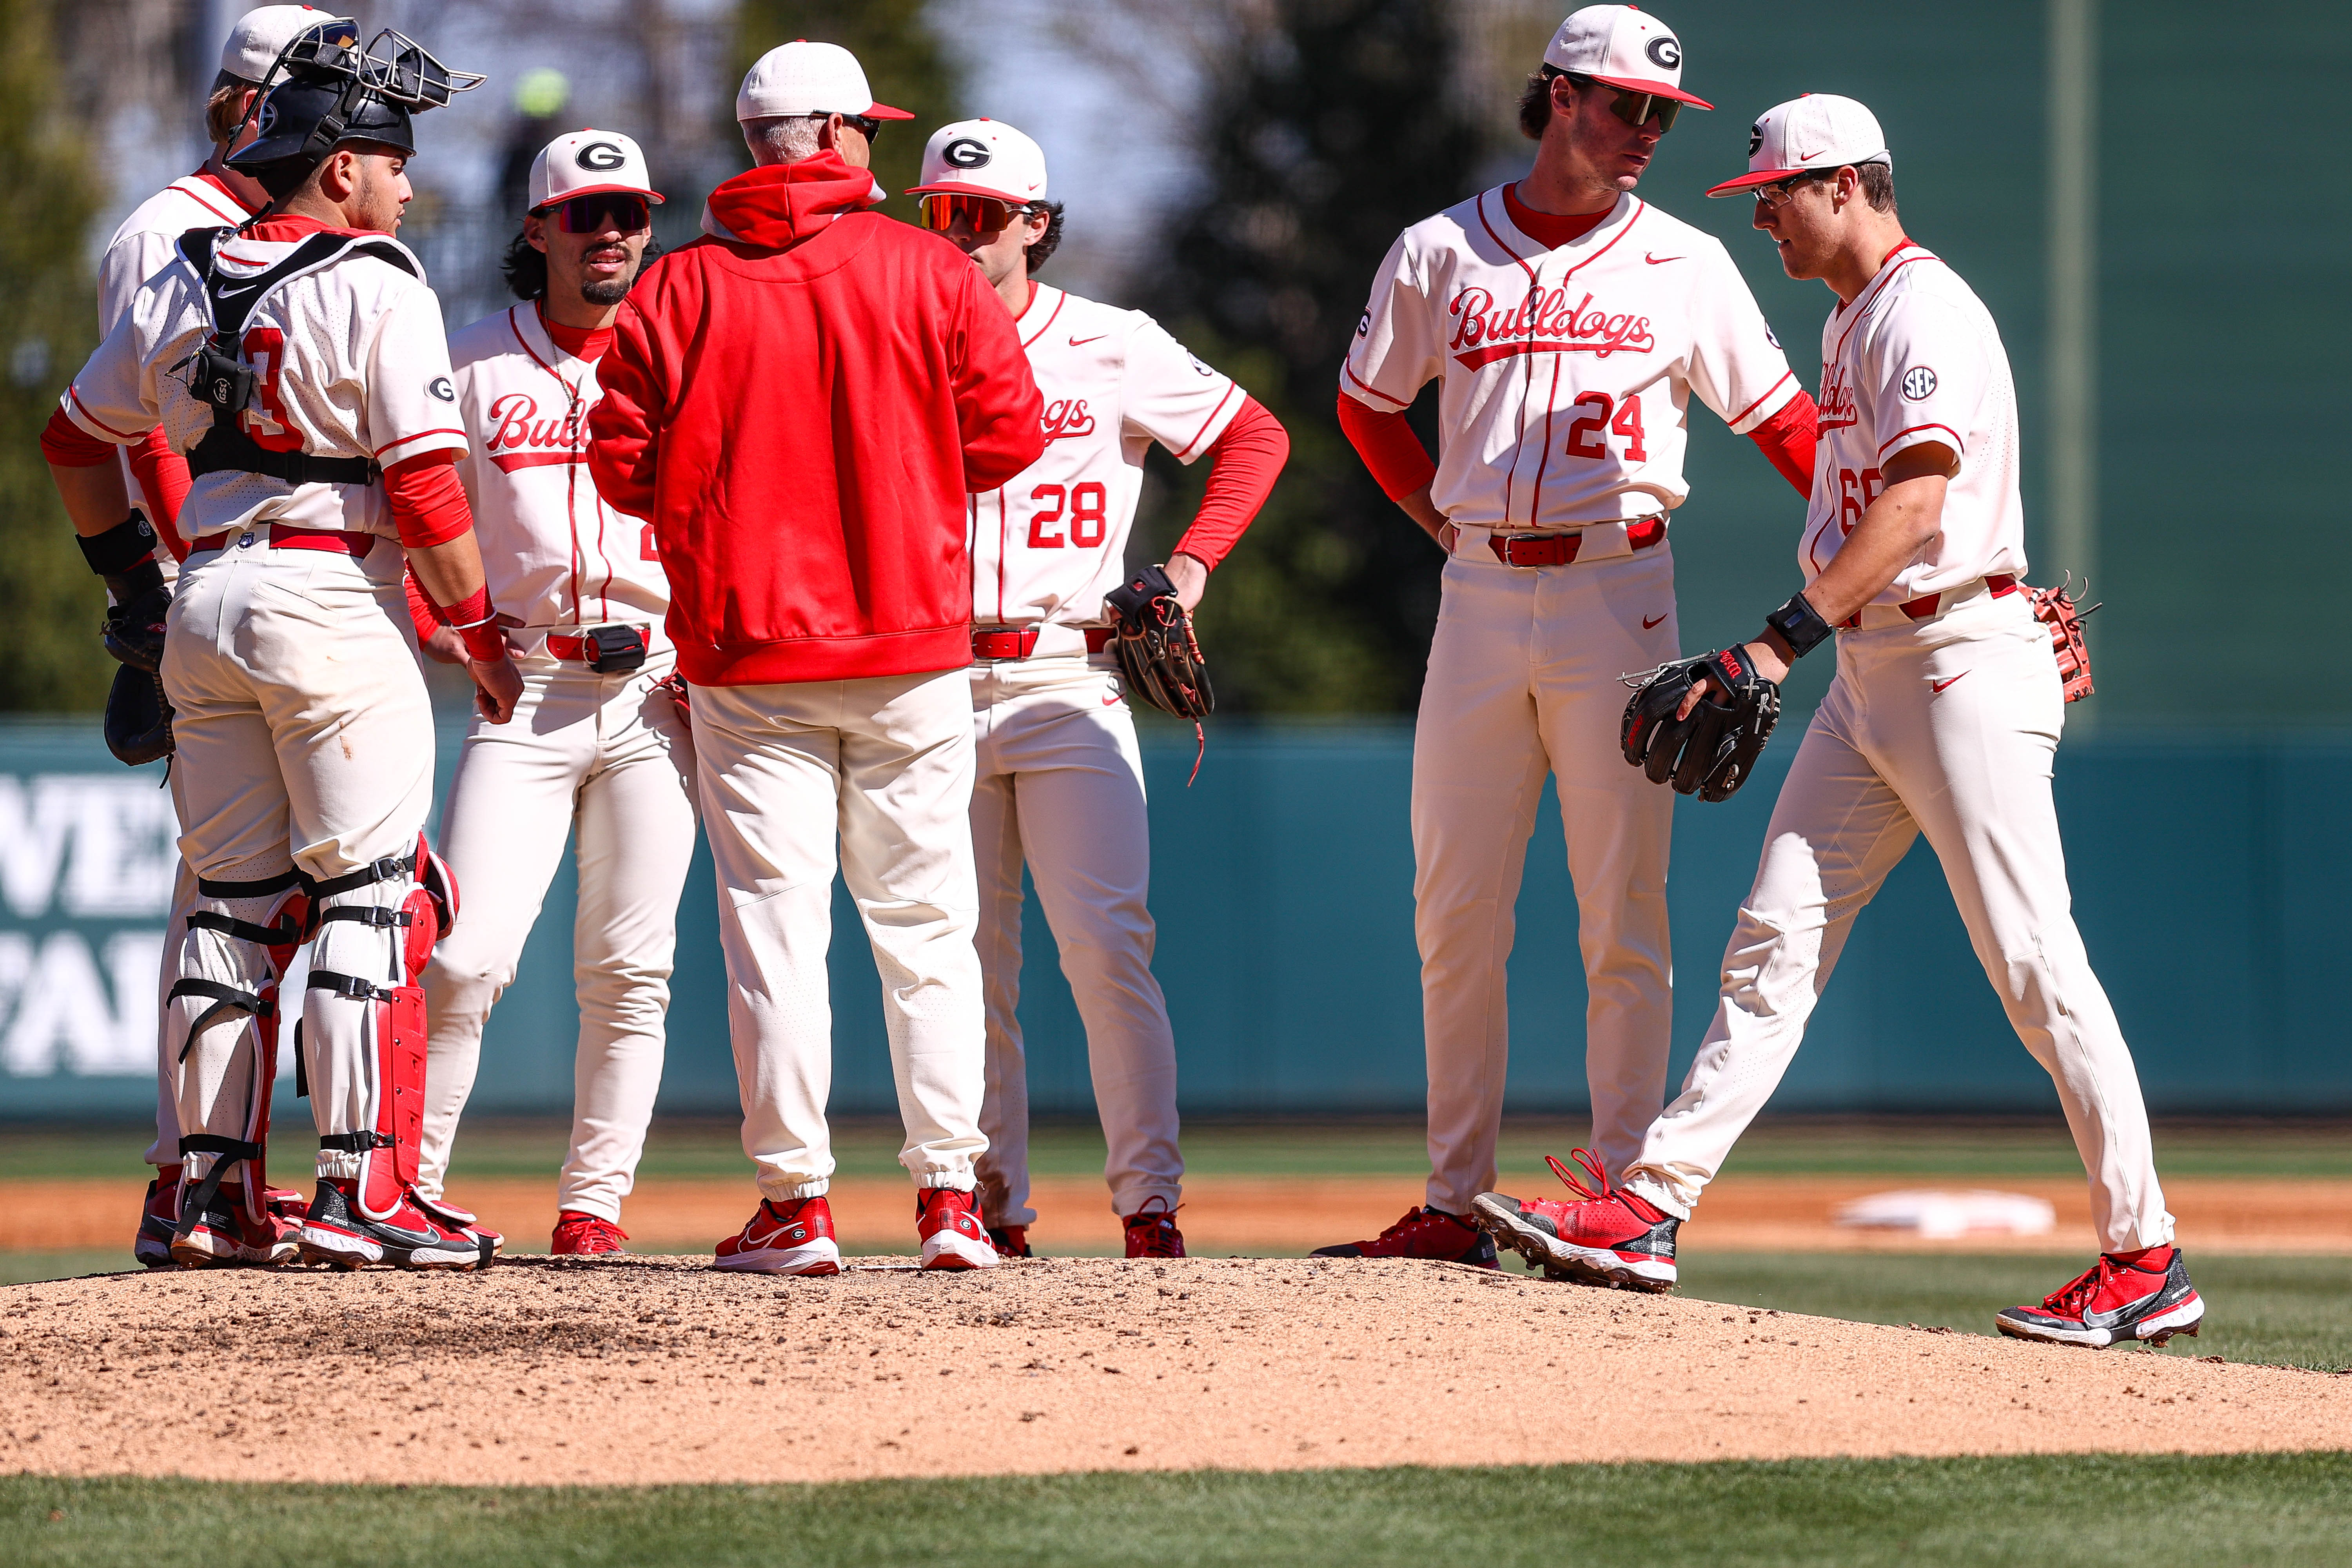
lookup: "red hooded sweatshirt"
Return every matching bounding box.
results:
[589,152,1046,686]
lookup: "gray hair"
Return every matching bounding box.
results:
[744,115,825,166]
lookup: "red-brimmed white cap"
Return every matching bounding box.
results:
[736,40,913,123]
[904,119,1047,204]
[1544,5,1711,110]
[220,5,334,84]
[528,130,664,212]
[1706,94,1891,197]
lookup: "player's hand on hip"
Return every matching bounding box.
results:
[1165,552,1209,613]
[469,652,524,724]
[1397,485,1450,552]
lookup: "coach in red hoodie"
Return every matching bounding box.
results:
[590,41,1045,1276]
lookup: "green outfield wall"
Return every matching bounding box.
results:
[0,716,2342,1122]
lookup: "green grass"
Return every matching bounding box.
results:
[11,1114,2352,1183]
[5,1454,2352,1566]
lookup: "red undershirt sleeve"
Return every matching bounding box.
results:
[126,427,192,561]
[403,568,444,642]
[383,448,475,549]
[40,405,116,466]
[1336,390,1437,503]
[1172,397,1289,571]
[1746,389,1818,499]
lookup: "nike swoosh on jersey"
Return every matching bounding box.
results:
[1930,672,1969,692]
[216,281,264,296]
[1643,254,1684,265]
[1642,613,1668,629]
[1068,334,1108,347]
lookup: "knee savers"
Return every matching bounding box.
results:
[167,869,310,1230]
[304,834,457,1222]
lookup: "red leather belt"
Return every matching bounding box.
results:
[1840,573,2017,629]
[1488,515,1665,568]
[972,626,1118,661]
[266,524,377,557]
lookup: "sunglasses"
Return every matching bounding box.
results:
[821,113,882,142]
[549,192,652,235]
[1751,172,1831,210]
[918,193,1041,235]
[1602,86,1680,134]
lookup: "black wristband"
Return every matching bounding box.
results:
[1763,592,1835,659]
[76,512,160,579]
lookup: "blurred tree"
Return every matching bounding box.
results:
[1129,0,1485,713]
[0,0,105,711]
[731,0,962,216]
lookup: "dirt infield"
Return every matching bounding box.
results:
[9,1174,2352,1256]
[3,1256,2343,1486]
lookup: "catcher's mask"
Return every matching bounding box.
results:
[227,20,483,173]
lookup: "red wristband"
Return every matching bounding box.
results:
[435,586,506,662]
[458,623,507,662]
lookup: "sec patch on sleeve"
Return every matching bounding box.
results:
[1900,366,1938,400]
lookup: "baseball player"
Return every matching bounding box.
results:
[1472,96,2203,1350]
[44,19,517,1270]
[589,42,1046,1274]
[1317,5,1817,1265]
[410,131,694,1257]
[904,119,1290,1260]
[101,3,334,1271]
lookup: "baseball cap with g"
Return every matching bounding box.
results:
[904,119,1048,205]
[1545,5,1711,109]
[1705,94,1891,197]
[529,129,664,211]
[736,40,913,123]
[220,5,336,85]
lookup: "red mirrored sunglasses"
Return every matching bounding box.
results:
[549,192,652,235]
[918,192,1040,235]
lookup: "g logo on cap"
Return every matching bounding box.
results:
[1646,36,1681,70]
[575,140,625,172]
[942,137,992,169]
[1749,122,1764,157]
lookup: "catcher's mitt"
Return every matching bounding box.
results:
[2024,574,2099,703]
[1620,646,1781,803]
[1103,564,1213,721]
[104,664,174,767]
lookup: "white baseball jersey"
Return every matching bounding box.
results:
[1344,189,1797,529]
[969,285,1244,635]
[1805,240,2026,603]
[446,305,670,641]
[62,226,467,542]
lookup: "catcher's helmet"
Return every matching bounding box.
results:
[227,19,481,174]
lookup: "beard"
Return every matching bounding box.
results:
[581,272,633,307]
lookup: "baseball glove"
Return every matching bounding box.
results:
[1102,564,1213,721]
[2024,575,2099,703]
[104,664,174,767]
[1620,646,1781,803]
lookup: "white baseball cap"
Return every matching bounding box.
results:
[736,40,913,124]
[1544,5,1711,109]
[220,5,336,85]
[528,130,664,212]
[904,119,1048,204]
[1704,94,1891,197]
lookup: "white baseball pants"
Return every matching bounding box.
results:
[416,653,697,1222]
[162,534,436,1185]
[692,671,988,1201]
[1414,543,1682,1214]
[1621,590,2175,1252]
[968,655,1183,1227]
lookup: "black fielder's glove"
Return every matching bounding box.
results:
[1102,564,1214,721]
[1619,646,1780,803]
[103,664,174,767]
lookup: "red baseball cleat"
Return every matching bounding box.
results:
[1996,1247,2204,1348]
[136,1165,181,1269]
[916,1188,997,1271]
[263,1186,310,1225]
[714,1196,841,1275]
[551,1210,630,1256]
[1312,1205,1498,1267]
[171,1180,299,1269]
[987,1224,1032,1259]
[1123,1196,1185,1258]
[298,1179,486,1271]
[1469,1149,1679,1292]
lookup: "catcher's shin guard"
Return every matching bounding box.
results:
[166,869,308,1266]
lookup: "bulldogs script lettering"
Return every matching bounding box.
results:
[1448,285,1655,369]
[485,391,585,473]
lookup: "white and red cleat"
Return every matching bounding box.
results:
[1123,1196,1186,1259]
[552,1210,630,1256]
[412,1191,503,1265]
[714,1196,842,1275]
[1311,1205,1499,1267]
[298,1179,489,1271]
[1996,1247,2205,1348]
[170,1180,299,1268]
[986,1223,1032,1259]
[1469,1149,1680,1292]
[916,1188,997,1271]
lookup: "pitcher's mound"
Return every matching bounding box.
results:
[3,1255,2341,1485]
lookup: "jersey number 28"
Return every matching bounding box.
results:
[1029,482,1108,548]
